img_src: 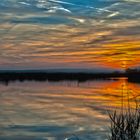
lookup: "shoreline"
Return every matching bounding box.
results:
[0,71,139,83]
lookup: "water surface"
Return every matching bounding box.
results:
[0,79,140,140]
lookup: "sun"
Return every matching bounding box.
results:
[121,61,127,70]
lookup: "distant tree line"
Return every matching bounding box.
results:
[0,68,139,84]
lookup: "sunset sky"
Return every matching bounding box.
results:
[0,0,140,71]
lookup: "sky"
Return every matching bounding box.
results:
[0,0,140,71]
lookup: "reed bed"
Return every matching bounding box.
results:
[108,108,140,140]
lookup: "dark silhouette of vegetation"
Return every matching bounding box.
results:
[108,83,140,140]
[0,71,122,84]
[0,68,140,84]
[108,109,140,140]
[126,68,140,83]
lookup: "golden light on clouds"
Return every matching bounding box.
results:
[0,0,140,70]
[0,22,140,70]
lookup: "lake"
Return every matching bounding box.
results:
[0,78,140,140]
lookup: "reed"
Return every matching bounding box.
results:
[108,83,140,140]
[108,108,140,140]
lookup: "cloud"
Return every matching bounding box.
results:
[123,0,140,2]
[0,0,140,70]
[107,11,119,18]
[18,2,31,6]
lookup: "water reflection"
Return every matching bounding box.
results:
[0,79,140,139]
[108,79,140,140]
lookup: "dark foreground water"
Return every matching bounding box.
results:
[0,78,140,140]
